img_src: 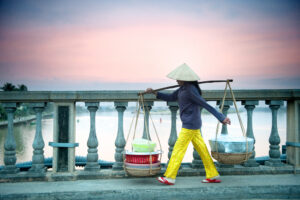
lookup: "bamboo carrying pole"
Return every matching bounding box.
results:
[139,79,233,95]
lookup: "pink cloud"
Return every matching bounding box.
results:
[0,18,299,84]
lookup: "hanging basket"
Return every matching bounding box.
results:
[210,80,252,165]
[123,95,163,177]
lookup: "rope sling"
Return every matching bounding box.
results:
[123,94,162,176]
[211,80,252,164]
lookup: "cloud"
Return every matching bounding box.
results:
[0,21,299,83]
[0,1,299,89]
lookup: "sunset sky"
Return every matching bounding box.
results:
[0,0,299,90]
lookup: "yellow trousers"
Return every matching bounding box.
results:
[164,128,219,179]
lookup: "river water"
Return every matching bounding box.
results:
[0,103,286,165]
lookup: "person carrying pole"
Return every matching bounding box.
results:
[145,63,231,185]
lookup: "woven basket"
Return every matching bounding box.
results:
[211,151,252,165]
[124,165,161,177]
[125,162,161,168]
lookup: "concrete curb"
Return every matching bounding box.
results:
[0,175,299,200]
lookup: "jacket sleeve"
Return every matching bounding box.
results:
[188,86,226,122]
[157,89,179,102]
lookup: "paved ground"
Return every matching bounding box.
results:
[0,174,299,200]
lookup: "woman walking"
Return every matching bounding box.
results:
[145,63,231,185]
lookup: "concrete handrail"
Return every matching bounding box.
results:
[0,89,299,102]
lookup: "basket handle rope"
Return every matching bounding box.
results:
[123,97,140,167]
[227,82,246,137]
[125,96,140,151]
[140,94,153,174]
[214,80,229,155]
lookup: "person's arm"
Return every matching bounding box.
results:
[145,88,178,102]
[157,90,178,102]
[188,86,226,123]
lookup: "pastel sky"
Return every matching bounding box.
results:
[0,0,299,90]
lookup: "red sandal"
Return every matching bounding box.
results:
[156,177,175,185]
[202,178,221,183]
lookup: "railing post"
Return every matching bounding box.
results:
[142,101,153,140]
[167,102,178,161]
[217,100,233,135]
[29,102,47,173]
[286,100,300,167]
[192,107,204,168]
[0,103,19,174]
[85,102,100,171]
[51,102,77,173]
[242,100,260,167]
[265,100,284,167]
[113,102,128,170]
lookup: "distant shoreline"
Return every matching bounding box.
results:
[0,113,53,128]
[0,105,286,128]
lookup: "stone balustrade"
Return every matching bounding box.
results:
[0,89,299,181]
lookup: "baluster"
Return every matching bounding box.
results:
[265,100,284,167]
[29,102,47,173]
[167,102,178,161]
[113,102,127,170]
[192,107,204,168]
[142,101,153,140]
[217,100,233,135]
[0,103,19,174]
[84,102,100,171]
[242,100,259,167]
[216,100,234,168]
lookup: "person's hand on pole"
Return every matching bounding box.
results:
[145,88,157,96]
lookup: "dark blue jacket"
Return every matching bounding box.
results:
[157,83,225,129]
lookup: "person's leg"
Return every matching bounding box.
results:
[163,128,193,179]
[191,130,219,179]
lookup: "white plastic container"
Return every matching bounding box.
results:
[209,135,254,153]
[132,138,156,152]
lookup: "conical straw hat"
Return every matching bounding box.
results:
[166,63,200,81]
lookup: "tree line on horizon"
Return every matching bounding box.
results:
[0,82,28,91]
[0,83,54,122]
[0,82,29,121]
